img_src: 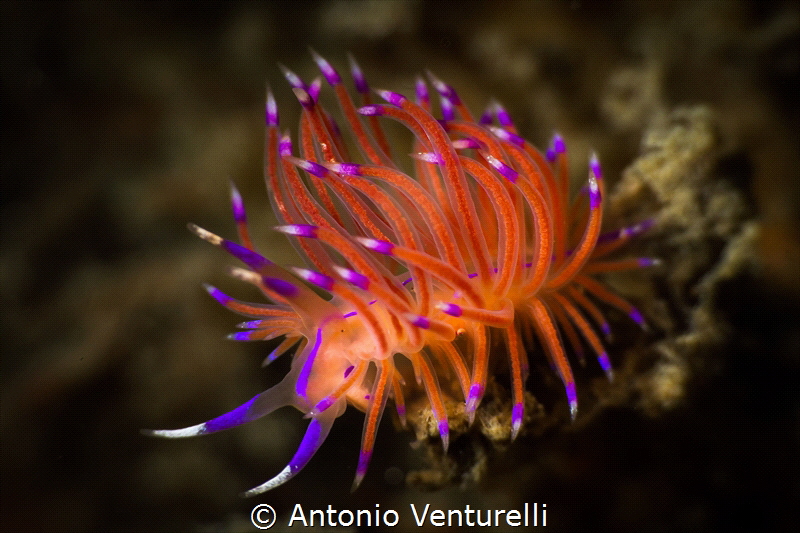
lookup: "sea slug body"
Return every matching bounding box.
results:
[145,52,656,495]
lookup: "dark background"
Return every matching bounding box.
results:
[2,1,798,531]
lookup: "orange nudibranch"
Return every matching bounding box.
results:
[145,51,657,496]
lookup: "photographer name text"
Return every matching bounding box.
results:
[283,502,546,528]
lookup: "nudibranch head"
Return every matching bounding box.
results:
[145,52,656,495]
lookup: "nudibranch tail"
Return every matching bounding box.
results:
[147,52,656,494]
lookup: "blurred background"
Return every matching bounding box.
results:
[2,1,798,531]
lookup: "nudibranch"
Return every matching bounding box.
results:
[145,52,656,496]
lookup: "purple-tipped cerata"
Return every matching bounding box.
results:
[274,224,319,239]
[292,267,335,292]
[553,133,566,154]
[279,64,306,91]
[376,89,406,107]
[357,105,384,116]
[326,161,361,176]
[310,49,342,86]
[265,88,279,127]
[589,152,603,181]
[494,101,514,128]
[204,283,231,306]
[488,125,525,147]
[355,237,394,255]
[148,52,656,497]
[479,106,493,126]
[486,153,519,182]
[263,277,299,298]
[279,134,293,157]
[348,54,368,94]
[221,239,271,270]
[428,70,461,105]
[230,182,247,225]
[333,265,370,290]
[415,76,430,107]
[291,158,328,178]
[439,93,455,121]
[588,173,602,209]
[438,302,463,317]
